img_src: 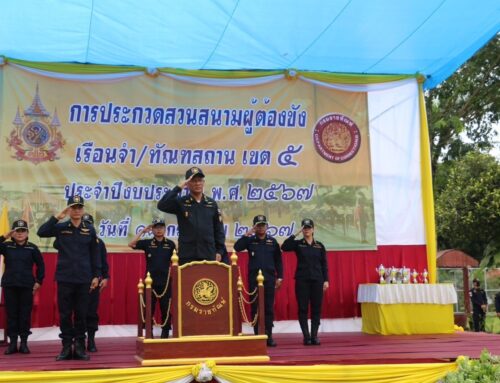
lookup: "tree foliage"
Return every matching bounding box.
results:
[435,152,500,260]
[428,34,500,261]
[426,35,499,178]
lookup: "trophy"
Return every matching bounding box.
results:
[411,269,419,284]
[376,264,386,284]
[422,269,429,284]
[389,267,397,284]
[401,266,409,284]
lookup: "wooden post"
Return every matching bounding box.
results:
[145,272,153,339]
[171,250,179,338]
[463,266,471,314]
[257,270,265,336]
[231,251,241,335]
[137,278,144,337]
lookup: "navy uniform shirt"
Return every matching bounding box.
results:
[133,237,176,286]
[157,186,225,261]
[281,235,328,282]
[53,236,109,280]
[0,236,45,288]
[98,238,110,280]
[469,287,487,311]
[37,216,101,284]
[234,234,283,281]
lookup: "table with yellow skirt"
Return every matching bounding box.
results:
[357,284,457,335]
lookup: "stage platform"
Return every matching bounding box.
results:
[0,331,498,372]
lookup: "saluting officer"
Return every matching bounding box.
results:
[52,213,109,352]
[1,219,45,355]
[157,167,225,265]
[281,219,329,346]
[37,195,101,361]
[234,215,283,347]
[81,214,109,352]
[129,218,176,338]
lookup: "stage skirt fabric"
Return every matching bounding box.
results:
[21,245,427,328]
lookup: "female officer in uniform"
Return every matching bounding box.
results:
[1,219,45,355]
[281,219,329,345]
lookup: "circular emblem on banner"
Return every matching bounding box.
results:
[313,113,361,163]
[22,121,50,148]
[192,279,219,306]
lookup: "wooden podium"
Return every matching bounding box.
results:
[135,252,269,366]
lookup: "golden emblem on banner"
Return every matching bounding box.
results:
[192,279,219,306]
[7,84,65,165]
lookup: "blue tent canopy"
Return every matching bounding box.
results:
[0,0,498,89]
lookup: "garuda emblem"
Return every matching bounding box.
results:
[7,85,65,164]
[192,279,219,306]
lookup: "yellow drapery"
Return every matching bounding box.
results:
[0,361,458,383]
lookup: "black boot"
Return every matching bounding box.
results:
[73,339,90,361]
[160,328,170,339]
[56,340,73,361]
[19,336,30,354]
[266,331,277,347]
[311,322,320,345]
[87,332,97,352]
[4,336,18,355]
[299,320,311,345]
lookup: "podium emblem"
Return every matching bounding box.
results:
[193,278,219,306]
[192,279,219,306]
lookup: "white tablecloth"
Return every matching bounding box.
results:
[357,284,457,304]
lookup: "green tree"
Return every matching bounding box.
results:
[426,34,499,181]
[435,152,500,260]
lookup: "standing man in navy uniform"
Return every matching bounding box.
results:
[157,167,225,265]
[81,214,109,352]
[37,195,101,361]
[234,215,283,347]
[129,218,176,338]
[1,219,45,355]
[281,219,329,346]
[469,279,488,332]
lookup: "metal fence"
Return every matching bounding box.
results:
[437,267,500,313]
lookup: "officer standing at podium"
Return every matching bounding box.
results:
[129,218,176,338]
[234,215,283,347]
[157,167,225,265]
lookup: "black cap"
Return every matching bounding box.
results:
[67,195,84,207]
[301,218,314,228]
[185,166,205,180]
[82,213,94,225]
[253,215,268,225]
[12,219,28,231]
[152,218,165,227]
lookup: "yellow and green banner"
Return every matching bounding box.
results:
[0,65,375,251]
